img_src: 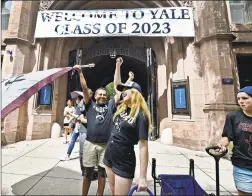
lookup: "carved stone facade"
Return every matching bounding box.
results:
[39,0,195,10]
[2,1,251,151]
[180,1,193,7]
[39,0,54,11]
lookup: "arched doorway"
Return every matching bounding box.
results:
[43,1,173,140]
[66,37,159,138]
[67,38,147,96]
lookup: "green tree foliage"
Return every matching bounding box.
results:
[105,82,116,99]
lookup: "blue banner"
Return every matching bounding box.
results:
[39,85,52,105]
[174,87,186,109]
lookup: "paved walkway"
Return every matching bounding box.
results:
[1,138,237,195]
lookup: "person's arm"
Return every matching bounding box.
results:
[218,137,230,147]
[113,57,123,104]
[70,113,79,119]
[217,113,233,152]
[137,114,149,192]
[79,114,87,124]
[217,137,230,152]
[73,65,90,104]
[63,107,68,117]
[113,58,135,104]
[138,139,148,192]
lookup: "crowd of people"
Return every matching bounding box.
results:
[59,56,252,196]
[60,57,151,195]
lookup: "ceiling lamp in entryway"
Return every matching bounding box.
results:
[109,46,116,59]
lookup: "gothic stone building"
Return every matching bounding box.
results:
[1,0,252,150]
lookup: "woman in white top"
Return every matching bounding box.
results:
[63,99,75,144]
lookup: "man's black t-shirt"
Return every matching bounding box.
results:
[222,110,252,170]
[85,98,116,143]
[110,108,149,145]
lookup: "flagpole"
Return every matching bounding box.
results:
[79,63,95,68]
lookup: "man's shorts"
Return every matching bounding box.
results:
[82,140,106,168]
[103,140,136,179]
[233,165,252,193]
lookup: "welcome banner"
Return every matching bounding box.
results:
[35,7,195,38]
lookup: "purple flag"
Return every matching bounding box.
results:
[1,67,73,119]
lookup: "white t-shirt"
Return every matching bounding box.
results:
[63,106,75,124]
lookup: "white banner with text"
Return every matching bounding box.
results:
[35,7,195,38]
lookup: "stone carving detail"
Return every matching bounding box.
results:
[39,0,54,11]
[180,1,193,7]
[39,0,194,10]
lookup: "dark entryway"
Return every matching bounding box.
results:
[84,55,148,99]
[67,53,147,98]
[237,55,252,88]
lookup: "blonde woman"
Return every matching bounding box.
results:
[103,57,152,195]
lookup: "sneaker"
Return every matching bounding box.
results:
[60,155,70,161]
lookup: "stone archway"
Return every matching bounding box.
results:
[81,38,147,63]
[38,0,193,142]
[66,39,148,97]
[41,35,167,129]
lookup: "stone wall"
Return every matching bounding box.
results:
[195,1,238,148]
[163,37,208,150]
[2,1,40,144]
[159,1,241,151]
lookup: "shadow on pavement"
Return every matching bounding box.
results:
[8,167,102,195]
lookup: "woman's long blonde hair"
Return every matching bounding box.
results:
[113,88,152,132]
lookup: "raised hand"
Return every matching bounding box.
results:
[73,65,82,72]
[116,57,123,66]
[129,71,134,80]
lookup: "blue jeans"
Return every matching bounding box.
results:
[233,165,252,193]
[67,131,79,155]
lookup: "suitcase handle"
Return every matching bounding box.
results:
[128,185,154,196]
[205,146,228,196]
[205,146,228,161]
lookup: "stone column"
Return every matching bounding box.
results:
[2,1,39,144]
[194,1,239,145]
